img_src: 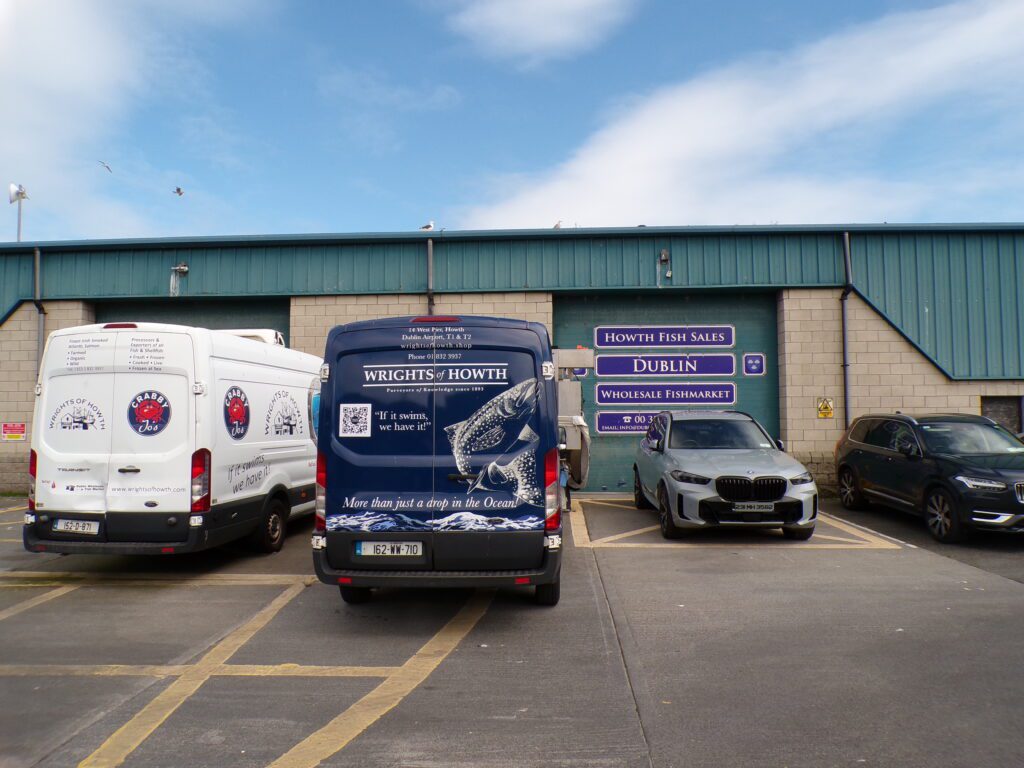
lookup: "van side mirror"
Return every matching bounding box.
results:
[775,439,785,451]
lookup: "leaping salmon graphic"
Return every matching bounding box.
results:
[444,378,543,506]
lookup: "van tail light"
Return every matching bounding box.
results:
[190,449,211,512]
[315,452,326,532]
[544,447,560,531]
[28,449,37,512]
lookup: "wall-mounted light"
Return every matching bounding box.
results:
[169,263,189,297]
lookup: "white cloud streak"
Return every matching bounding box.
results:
[0,0,261,242]
[446,0,638,66]
[457,0,1024,229]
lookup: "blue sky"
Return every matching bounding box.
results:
[2,0,1023,242]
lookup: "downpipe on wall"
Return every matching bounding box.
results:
[426,237,435,315]
[33,247,46,375]
[840,231,853,430]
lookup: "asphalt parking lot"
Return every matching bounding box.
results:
[2,495,1023,768]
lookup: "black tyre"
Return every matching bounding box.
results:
[339,586,372,604]
[925,487,966,543]
[838,467,868,510]
[657,483,684,539]
[535,580,560,606]
[249,497,288,553]
[782,525,815,541]
[634,468,653,509]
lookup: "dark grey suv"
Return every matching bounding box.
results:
[835,414,1024,542]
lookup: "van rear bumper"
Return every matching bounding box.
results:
[22,516,252,555]
[312,547,561,589]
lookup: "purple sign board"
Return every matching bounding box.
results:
[596,353,734,378]
[595,411,659,434]
[594,325,734,349]
[595,382,736,406]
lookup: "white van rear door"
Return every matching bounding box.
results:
[106,332,194,513]
[35,331,117,512]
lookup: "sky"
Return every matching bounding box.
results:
[2,0,1023,243]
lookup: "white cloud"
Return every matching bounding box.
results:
[446,0,638,66]
[457,0,1024,229]
[0,0,262,242]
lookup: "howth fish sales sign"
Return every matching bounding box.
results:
[594,325,734,349]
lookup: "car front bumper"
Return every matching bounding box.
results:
[666,481,818,529]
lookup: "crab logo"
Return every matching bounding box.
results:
[127,391,171,436]
[223,386,250,440]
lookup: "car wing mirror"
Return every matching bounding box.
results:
[655,439,665,452]
[775,439,785,451]
[898,443,920,459]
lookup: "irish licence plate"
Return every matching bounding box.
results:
[355,541,422,557]
[53,519,99,535]
[732,502,774,513]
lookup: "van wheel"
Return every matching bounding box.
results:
[634,468,653,509]
[340,586,372,604]
[250,498,288,553]
[535,580,560,606]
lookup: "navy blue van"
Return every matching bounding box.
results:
[312,315,563,605]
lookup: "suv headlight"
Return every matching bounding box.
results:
[670,470,711,485]
[790,472,814,486]
[955,475,1006,491]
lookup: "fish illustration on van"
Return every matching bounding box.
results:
[444,378,543,506]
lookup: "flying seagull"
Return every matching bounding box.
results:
[97,160,112,173]
[419,220,434,231]
[173,187,184,197]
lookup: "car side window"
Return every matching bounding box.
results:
[862,420,890,448]
[849,419,871,443]
[889,422,920,455]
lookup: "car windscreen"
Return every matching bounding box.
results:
[919,422,1024,455]
[669,419,773,450]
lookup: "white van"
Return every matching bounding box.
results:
[24,322,322,555]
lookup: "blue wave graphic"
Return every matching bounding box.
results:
[326,510,543,532]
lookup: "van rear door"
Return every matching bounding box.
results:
[35,331,117,514]
[431,323,548,570]
[324,325,435,568]
[105,332,194,529]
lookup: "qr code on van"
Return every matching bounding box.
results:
[339,404,372,437]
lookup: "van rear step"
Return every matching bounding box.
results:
[313,550,559,589]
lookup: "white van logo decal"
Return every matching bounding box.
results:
[445,378,543,507]
[265,390,304,437]
[127,391,171,436]
[223,387,250,440]
[48,399,107,431]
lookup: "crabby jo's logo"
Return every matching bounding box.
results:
[223,386,250,440]
[127,391,171,436]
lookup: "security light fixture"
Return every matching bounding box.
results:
[8,183,27,242]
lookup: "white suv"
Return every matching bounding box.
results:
[633,411,818,540]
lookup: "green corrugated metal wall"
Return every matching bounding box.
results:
[2,225,1023,381]
[554,292,780,492]
[852,231,1024,379]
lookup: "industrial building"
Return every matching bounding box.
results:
[2,224,1023,492]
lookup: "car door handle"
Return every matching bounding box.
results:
[447,473,479,482]
[118,466,141,474]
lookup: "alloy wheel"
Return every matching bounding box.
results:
[926,493,952,538]
[839,471,855,507]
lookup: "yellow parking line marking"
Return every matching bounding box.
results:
[0,538,21,543]
[217,664,396,678]
[590,541,890,549]
[569,501,591,548]
[269,589,494,768]
[0,505,28,515]
[812,533,869,544]
[80,581,306,768]
[589,525,660,546]
[0,571,313,587]
[0,663,397,679]
[818,513,901,549]
[0,585,79,622]
[0,665,190,677]
[583,499,637,510]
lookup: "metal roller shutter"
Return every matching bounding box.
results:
[553,292,779,492]
[94,299,291,345]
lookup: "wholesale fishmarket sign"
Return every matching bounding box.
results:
[596,353,734,377]
[595,382,736,406]
[594,325,734,349]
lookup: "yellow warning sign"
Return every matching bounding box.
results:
[817,397,834,419]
